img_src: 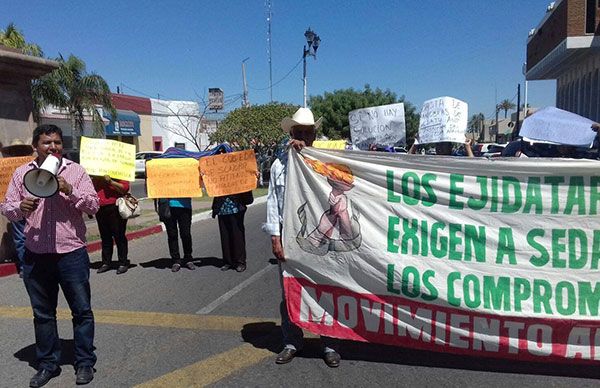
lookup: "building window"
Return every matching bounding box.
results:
[174,142,186,149]
[586,0,596,33]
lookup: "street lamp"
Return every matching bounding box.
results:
[303,27,321,108]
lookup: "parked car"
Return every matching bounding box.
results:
[135,151,162,178]
[475,143,507,158]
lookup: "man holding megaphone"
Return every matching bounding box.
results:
[0,125,100,387]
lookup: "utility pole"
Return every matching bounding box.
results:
[494,86,499,143]
[266,0,273,102]
[242,57,250,108]
[514,83,521,139]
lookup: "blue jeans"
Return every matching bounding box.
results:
[11,219,26,271]
[22,247,96,371]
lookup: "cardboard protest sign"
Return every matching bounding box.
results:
[79,137,135,181]
[199,150,257,197]
[349,103,405,150]
[418,97,468,144]
[520,107,597,147]
[0,156,35,201]
[283,147,600,363]
[146,158,202,198]
[313,140,347,150]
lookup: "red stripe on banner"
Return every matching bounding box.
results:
[284,277,600,364]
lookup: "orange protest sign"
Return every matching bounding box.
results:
[0,156,35,201]
[199,150,257,197]
[145,158,203,198]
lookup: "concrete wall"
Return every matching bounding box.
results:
[0,74,36,146]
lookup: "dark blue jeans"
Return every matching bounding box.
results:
[22,247,96,371]
[11,219,26,271]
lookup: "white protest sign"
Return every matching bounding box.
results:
[520,106,597,147]
[418,96,468,144]
[349,103,405,150]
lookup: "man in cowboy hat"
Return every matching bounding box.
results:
[263,107,342,367]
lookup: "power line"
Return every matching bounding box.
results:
[248,58,302,91]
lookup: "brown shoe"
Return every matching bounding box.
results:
[323,350,340,367]
[275,348,297,364]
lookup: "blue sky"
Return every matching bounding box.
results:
[4,0,556,120]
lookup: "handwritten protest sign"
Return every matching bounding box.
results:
[146,158,202,198]
[199,150,257,197]
[520,106,597,147]
[313,140,347,150]
[0,156,35,201]
[79,137,135,181]
[283,147,600,364]
[418,97,468,144]
[349,103,405,150]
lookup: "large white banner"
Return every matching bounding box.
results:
[418,97,468,144]
[282,147,600,363]
[349,103,405,150]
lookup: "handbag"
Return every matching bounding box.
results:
[157,198,171,221]
[116,193,141,219]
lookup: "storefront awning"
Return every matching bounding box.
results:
[103,109,140,136]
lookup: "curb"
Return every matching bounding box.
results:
[0,196,268,277]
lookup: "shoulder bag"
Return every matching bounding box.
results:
[116,193,141,219]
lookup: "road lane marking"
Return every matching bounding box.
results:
[134,343,272,388]
[195,264,275,315]
[0,306,277,331]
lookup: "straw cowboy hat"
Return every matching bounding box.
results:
[1,138,34,157]
[281,107,322,133]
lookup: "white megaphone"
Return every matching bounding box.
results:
[23,154,61,198]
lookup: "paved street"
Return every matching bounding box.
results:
[1,203,600,387]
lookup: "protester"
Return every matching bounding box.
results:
[0,124,99,387]
[1,139,35,277]
[263,107,341,367]
[211,191,253,272]
[92,175,130,274]
[157,197,195,272]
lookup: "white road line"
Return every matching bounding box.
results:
[195,264,275,315]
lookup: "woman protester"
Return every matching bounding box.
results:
[157,197,195,272]
[211,191,253,272]
[93,175,130,274]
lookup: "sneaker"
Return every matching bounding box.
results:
[171,263,181,272]
[116,265,128,275]
[234,264,247,272]
[185,262,196,270]
[96,264,110,274]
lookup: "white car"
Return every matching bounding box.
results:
[135,151,162,178]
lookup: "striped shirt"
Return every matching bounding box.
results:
[0,158,99,254]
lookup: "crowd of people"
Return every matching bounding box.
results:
[1,109,599,387]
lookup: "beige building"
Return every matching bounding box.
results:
[526,0,600,121]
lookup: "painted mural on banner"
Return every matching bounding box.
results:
[418,97,468,144]
[282,147,600,363]
[349,103,405,150]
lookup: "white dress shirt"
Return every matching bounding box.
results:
[263,152,288,236]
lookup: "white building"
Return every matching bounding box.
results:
[150,98,210,151]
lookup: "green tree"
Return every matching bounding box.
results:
[0,22,43,56]
[210,102,298,155]
[498,99,516,119]
[308,84,419,144]
[32,54,115,146]
[468,112,485,140]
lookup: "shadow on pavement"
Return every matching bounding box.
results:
[241,322,600,379]
[139,256,225,269]
[14,339,76,370]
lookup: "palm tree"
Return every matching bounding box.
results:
[498,99,516,119]
[32,54,115,148]
[467,113,485,140]
[0,22,43,56]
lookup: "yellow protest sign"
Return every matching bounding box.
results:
[0,156,35,201]
[199,150,257,197]
[146,158,202,198]
[313,140,347,150]
[79,137,135,181]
